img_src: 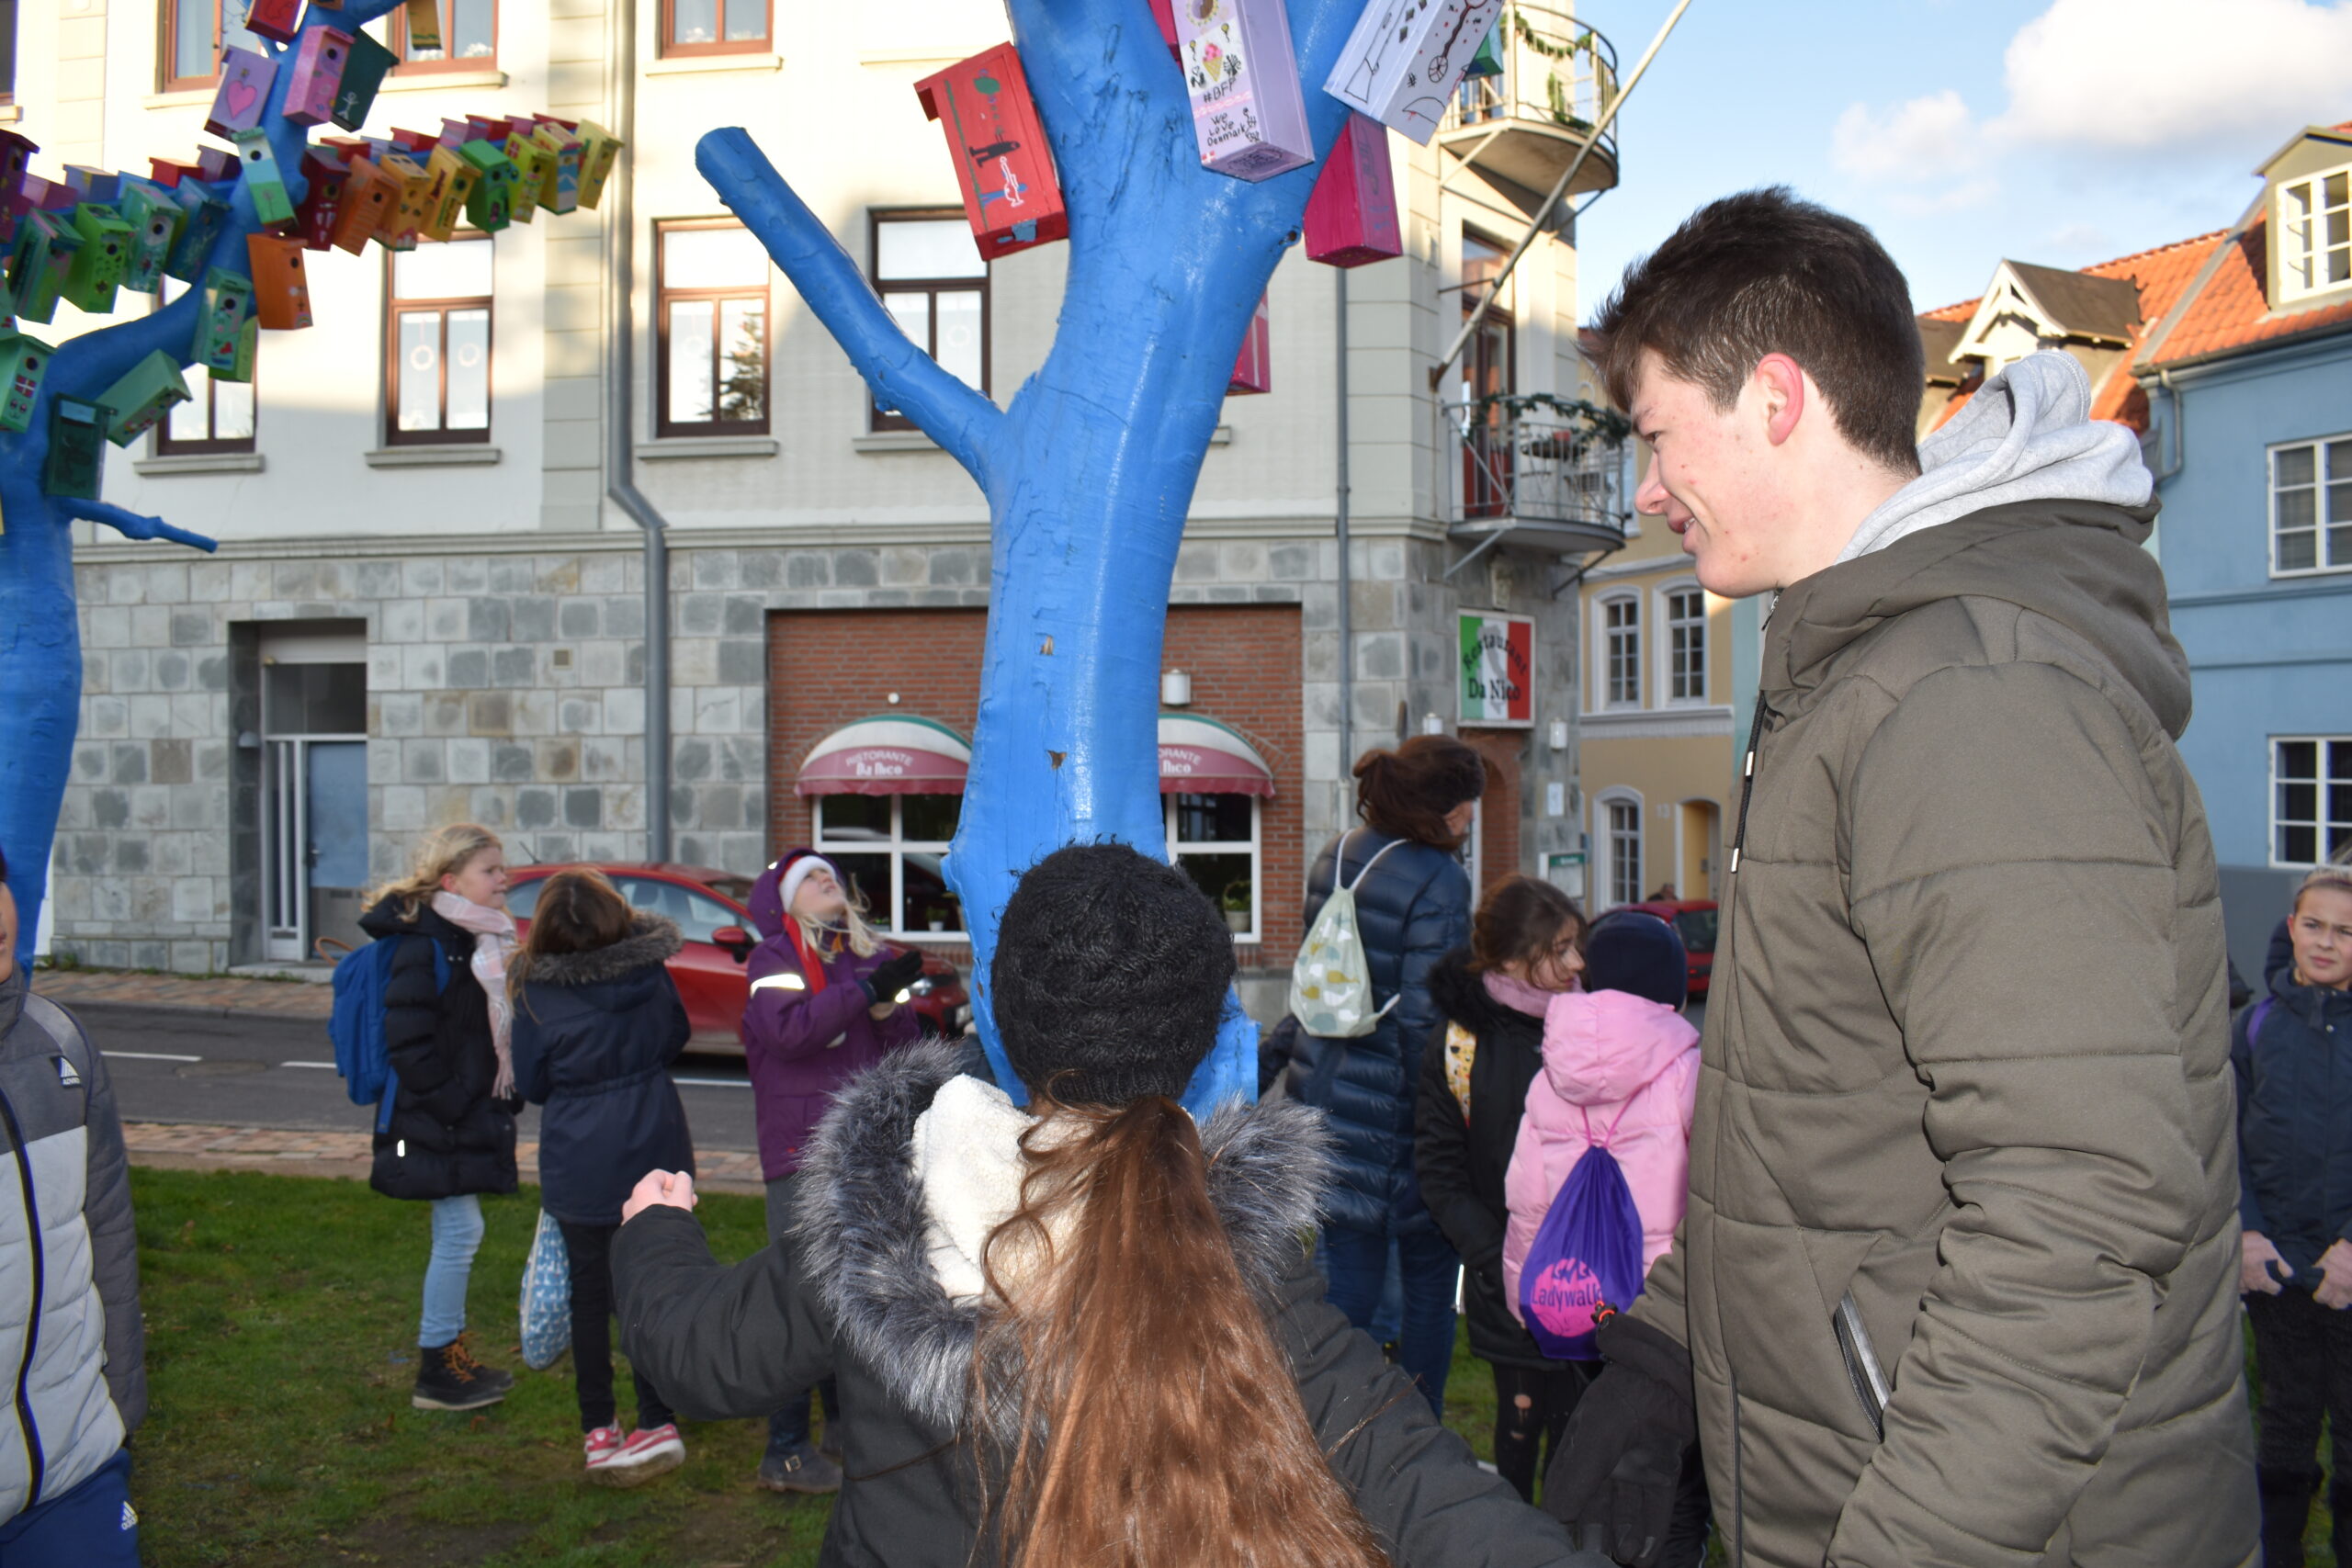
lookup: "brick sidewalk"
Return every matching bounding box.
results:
[36,969,337,1018]
[123,1122,766,1194]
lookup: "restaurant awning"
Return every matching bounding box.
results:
[1158,713,1276,797]
[796,715,972,796]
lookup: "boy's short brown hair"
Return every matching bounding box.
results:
[1592,186,1924,474]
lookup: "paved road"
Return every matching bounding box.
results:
[77,1003,763,1152]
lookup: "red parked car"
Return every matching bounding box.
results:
[1612,898,1719,998]
[504,862,970,1053]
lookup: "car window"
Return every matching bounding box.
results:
[1674,908,1719,953]
[503,878,543,919]
[612,876,744,946]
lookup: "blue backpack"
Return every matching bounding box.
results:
[1519,1101,1649,1361]
[329,934,449,1133]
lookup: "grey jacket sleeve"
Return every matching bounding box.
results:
[74,1024,146,1433]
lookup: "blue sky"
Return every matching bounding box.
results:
[1567,0,2352,317]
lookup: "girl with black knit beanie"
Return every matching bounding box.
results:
[610,842,1600,1568]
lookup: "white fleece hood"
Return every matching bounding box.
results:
[1838,350,2153,563]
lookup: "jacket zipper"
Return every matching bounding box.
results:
[0,1090,48,1502]
[1726,699,1769,877]
[1730,1371,1746,1567]
[1833,1291,1891,1438]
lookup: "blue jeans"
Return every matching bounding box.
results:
[0,1447,139,1566]
[419,1193,484,1348]
[1320,1221,1459,1416]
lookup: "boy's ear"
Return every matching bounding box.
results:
[1754,353,1807,447]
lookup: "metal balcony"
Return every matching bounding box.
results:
[1446,400,1629,558]
[1436,4,1620,215]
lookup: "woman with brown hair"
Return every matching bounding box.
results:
[613,842,1599,1568]
[1284,735,1487,1414]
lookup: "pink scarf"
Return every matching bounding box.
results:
[432,891,518,1099]
[1484,969,1567,1019]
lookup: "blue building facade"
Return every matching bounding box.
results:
[2140,123,2352,980]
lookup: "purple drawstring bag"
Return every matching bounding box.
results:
[1518,1101,1647,1360]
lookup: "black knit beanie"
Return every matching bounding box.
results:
[989,842,1236,1107]
[1585,909,1690,1010]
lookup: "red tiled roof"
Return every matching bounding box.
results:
[2144,214,2352,367]
[1919,298,1980,322]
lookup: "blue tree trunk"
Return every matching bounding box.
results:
[0,0,407,967]
[701,0,1365,1111]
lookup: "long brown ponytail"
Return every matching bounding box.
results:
[974,1096,1386,1568]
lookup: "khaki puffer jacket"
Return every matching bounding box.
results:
[1629,499,2257,1567]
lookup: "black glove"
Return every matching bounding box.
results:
[864,948,927,1005]
[1541,1313,1698,1568]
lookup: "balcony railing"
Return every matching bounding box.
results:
[1447,400,1627,553]
[1436,4,1620,202]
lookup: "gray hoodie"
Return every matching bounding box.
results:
[1838,349,2152,563]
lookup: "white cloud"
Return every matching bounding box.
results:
[1831,90,1982,181]
[1996,0,2352,152]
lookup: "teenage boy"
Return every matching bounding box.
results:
[1543,188,2256,1568]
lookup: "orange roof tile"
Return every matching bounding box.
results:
[2146,215,2352,367]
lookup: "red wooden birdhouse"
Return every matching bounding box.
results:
[1227,290,1270,394]
[1303,112,1401,267]
[913,44,1067,261]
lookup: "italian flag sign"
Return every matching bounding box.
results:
[1459,612,1533,727]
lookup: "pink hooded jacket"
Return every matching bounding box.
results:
[1500,987,1701,1325]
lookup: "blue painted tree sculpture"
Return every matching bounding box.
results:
[0,0,566,968]
[702,0,1370,1111]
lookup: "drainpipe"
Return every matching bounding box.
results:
[2151,367,2184,484]
[1335,267,1353,780]
[606,0,672,862]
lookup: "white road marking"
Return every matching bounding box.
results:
[104,1051,202,1063]
[281,1061,339,1069]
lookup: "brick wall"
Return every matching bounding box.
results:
[1463,728,1526,893]
[766,604,1304,963]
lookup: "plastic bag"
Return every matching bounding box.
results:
[519,1209,571,1371]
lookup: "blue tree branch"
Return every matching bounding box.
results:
[58,497,219,551]
[697,128,1005,487]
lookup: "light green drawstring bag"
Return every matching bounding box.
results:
[1288,831,1400,1037]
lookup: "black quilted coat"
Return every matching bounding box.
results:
[1284,829,1473,1235]
[358,896,519,1201]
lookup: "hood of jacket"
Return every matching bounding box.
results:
[793,1039,1330,1438]
[1427,948,1542,1038]
[1538,988,1698,1108]
[358,894,467,945]
[1838,351,2153,565]
[517,913,682,987]
[746,858,789,942]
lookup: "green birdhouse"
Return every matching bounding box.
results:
[96,348,194,447]
[114,179,187,294]
[230,130,297,230]
[43,397,111,502]
[63,204,133,313]
[164,183,232,283]
[0,329,55,434]
[458,140,517,231]
[8,211,81,324]
[193,265,254,372]
[212,315,260,385]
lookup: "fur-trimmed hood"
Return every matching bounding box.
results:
[519,913,683,986]
[793,1040,1332,1436]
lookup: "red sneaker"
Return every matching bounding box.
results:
[582,1426,625,1482]
[594,1423,684,1488]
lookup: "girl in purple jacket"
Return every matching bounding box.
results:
[740,849,926,1493]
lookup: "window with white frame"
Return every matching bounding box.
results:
[2279,165,2351,302]
[2274,738,2352,867]
[1602,594,1641,708]
[1665,585,1707,703]
[812,794,964,936]
[1165,793,1259,940]
[1606,797,1643,908]
[2273,434,2352,575]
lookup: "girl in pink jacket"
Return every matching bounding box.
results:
[1502,910,1701,1322]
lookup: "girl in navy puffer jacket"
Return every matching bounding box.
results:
[511,869,695,1488]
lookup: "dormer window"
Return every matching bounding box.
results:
[2279,164,2351,302]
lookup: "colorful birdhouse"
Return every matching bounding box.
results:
[44,397,110,502]
[243,0,303,42]
[1227,290,1270,394]
[295,147,350,250]
[421,145,478,241]
[401,0,442,51]
[1324,0,1504,144]
[62,166,120,203]
[0,130,37,203]
[286,26,356,126]
[571,118,623,211]
[212,315,259,384]
[246,233,313,329]
[96,349,193,447]
[529,121,582,214]
[499,133,548,224]
[62,204,133,313]
[331,28,398,130]
[328,156,393,253]
[230,130,297,230]
[194,266,254,371]
[195,146,240,183]
[389,126,439,156]
[372,152,431,249]
[114,179,185,293]
[1303,113,1401,267]
[0,330,54,434]
[206,48,279,141]
[147,157,200,188]
[8,209,78,322]
[458,139,516,231]
[913,44,1069,260]
[164,181,232,281]
[1174,0,1316,181]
